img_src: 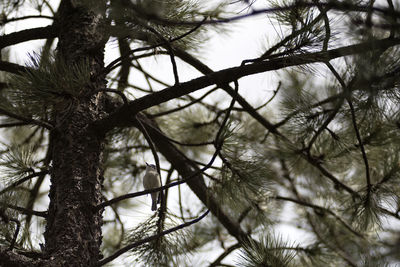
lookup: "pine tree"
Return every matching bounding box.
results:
[0,0,399,266]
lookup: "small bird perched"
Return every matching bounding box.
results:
[143,162,161,211]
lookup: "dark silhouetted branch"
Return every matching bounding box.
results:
[92,37,400,134]
[0,25,57,49]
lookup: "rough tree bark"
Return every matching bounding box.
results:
[42,1,107,266]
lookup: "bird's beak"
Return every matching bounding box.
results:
[145,162,149,166]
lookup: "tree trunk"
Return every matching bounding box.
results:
[42,1,107,266]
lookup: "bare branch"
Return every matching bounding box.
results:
[0,25,57,49]
[275,196,363,238]
[150,86,219,118]
[0,61,28,75]
[93,37,400,134]
[209,243,241,267]
[105,17,206,74]
[0,203,47,217]
[0,15,53,25]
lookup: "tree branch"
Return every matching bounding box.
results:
[0,171,48,196]
[0,15,53,25]
[0,247,41,267]
[97,210,210,266]
[0,108,53,130]
[0,209,21,250]
[92,37,400,134]
[275,196,363,238]
[0,203,47,217]
[150,86,219,118]
[0,25,57,49]
[125,1,400,26]
[209,243,241,267]
[0,61,28,75]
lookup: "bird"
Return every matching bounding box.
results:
[143,162,161,211]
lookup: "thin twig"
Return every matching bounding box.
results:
[303,154,358,197]
[93,37,400,134]
[104,17,206,74]
[135,113,161,173]
[8,218,20,250]
[306,98,343,150]
[237,206,252,224]
[134,59,155,92]
[307,212,358,267]
[0,61,28,74]
[156,167,174,234]
[150,86,219,118]
[137,121,214,147]
[126,1,400,26]
[325,62,371,196]
[259,12,328,60]
[0,25,57,49]
[97,210,210,266]
[174,47,359,197]
[109,204,125,249]
[209,243,241,267]
[313,0,331,51]
[0,171,48,196]
[0,209,21,251]
[178,178,186,223]
[0,108,53,130]
[141,24,180,84]
[281,161,358,267]
[347,99,372,195]
[97,80,239,211]
[214,80,239,150]
[275,196,363,238]
[386,0,396,38]
[234,81,281,112]
[273,93,344,128]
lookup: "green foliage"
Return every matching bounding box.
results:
[350,192,383,232]
[212,155,274,210]
[123,213,193,267]
[157,105,217,152]
[350,47,400,107]
[267,2,327,55]
[236,233,296,267]
[183,215,223,252]
[3,53,91,117]
[107,0,227,51]
[0,143,37,183]
[294,243,337,267]
[209,120,286,232]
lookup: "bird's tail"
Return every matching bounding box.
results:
[151,193,158,211]
[151,200,157,211]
